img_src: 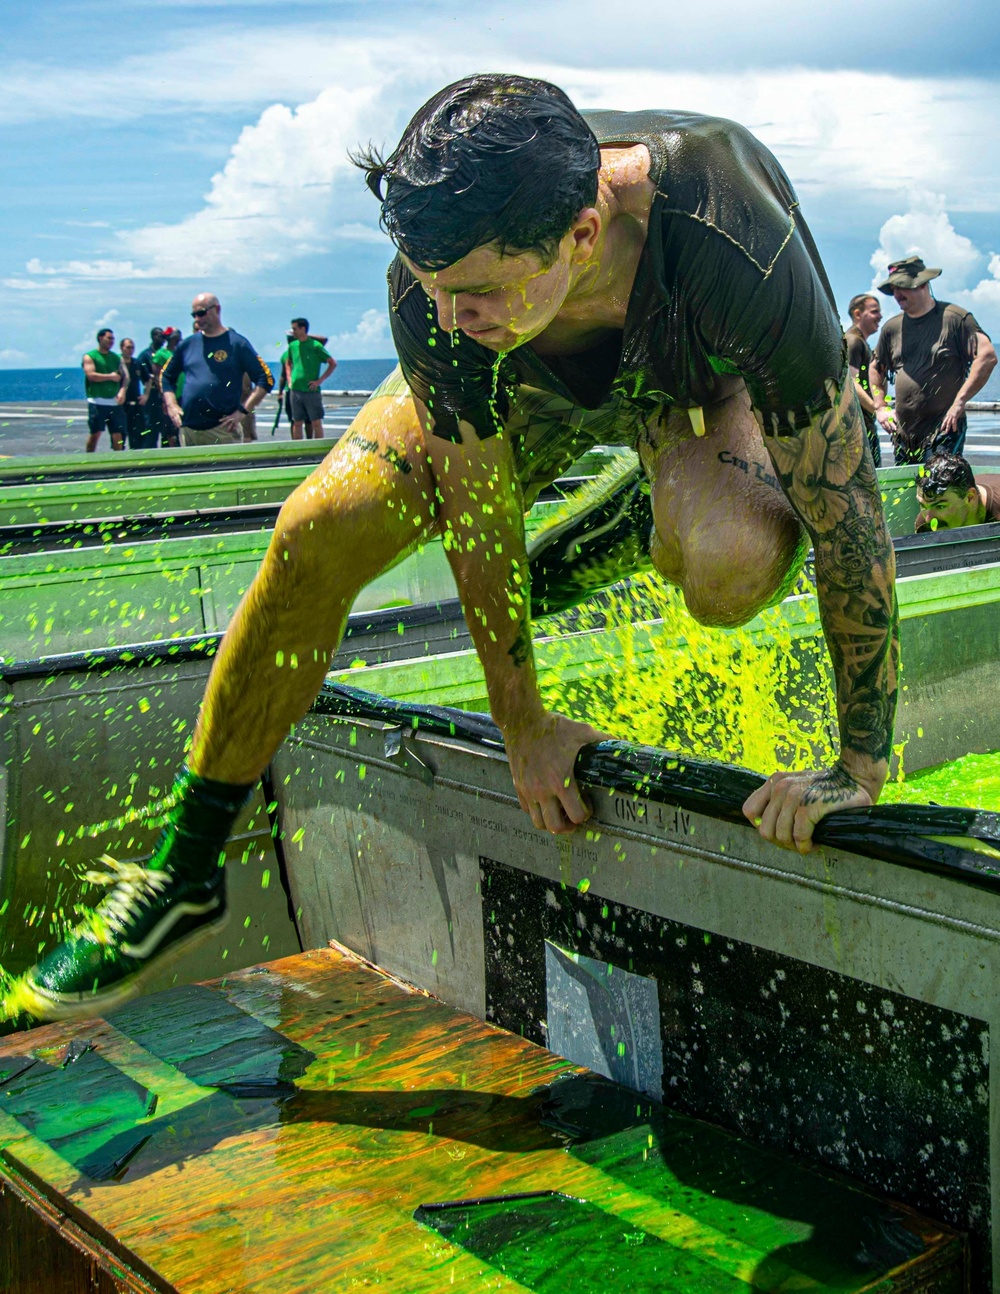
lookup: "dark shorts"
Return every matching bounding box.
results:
[290,389,324,423]
[143,395,175,446]
[371,367,643,507]
[124,403,157,450]
[87,403,126,440]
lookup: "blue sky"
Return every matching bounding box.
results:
[2,0,999,376]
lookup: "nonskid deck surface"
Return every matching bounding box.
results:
[0,947,963,1292]
[0,395,367,460]
[2,400,999,465]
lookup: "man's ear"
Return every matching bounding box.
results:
[568,207,602,262]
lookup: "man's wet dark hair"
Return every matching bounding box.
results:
[354,74,601,270]
[291,317,309,331]
[847,293,877,320]
[918,453,977,499]
[96,328,113,342]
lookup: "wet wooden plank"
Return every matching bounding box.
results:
[0,946,966,1293]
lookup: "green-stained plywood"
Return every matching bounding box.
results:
[0,506,561,663]
[0,442,629,492]
[0,948,964,1292]
[0,455,919,543]
[0,465,315,526]
[0,439,331,486]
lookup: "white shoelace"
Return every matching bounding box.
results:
[81,855,172,938]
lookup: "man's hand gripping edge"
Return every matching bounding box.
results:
[505,709,612,836]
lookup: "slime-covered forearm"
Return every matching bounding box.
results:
[762,379,899,799]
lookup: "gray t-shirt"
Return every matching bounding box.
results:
[873,301,985,447]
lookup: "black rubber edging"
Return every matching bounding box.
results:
[314,680,1000,895]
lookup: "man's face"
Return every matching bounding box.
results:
[856,297,882,336]
[121,339,134,359]
[915,485,978,531]
[98,331,114,352]
[402,234,579,353]
[893,285,932,316]
[291,322,308,341]
[191,297,220,333]
[151,330,165,349]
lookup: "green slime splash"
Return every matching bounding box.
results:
[538,573,838,774]
[881,751,1000,813]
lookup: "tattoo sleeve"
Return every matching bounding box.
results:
[762,380,899,770]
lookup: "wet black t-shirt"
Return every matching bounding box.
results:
[845,326,873,406]
[845,323,880,455]
[873,302,986,448]
[388,109,846,443]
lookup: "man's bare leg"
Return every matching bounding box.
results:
[308,419,324,439]
[8,390,442,1023]
[190,391,437,784]
[290,420,305,440]
[641,387,806,626]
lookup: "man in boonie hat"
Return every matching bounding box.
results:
[878,255,942,293]
[870,255,996,464]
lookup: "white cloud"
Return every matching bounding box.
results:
[330,307,390,358]
[19,60,999,295]
[957,254,1000,315]
[25,257,156,280]
[0,348,28,363]
[67,310,120,363]
[3,277,71,292]
[0,32,381,125]
[123,85,387,278]
[530,63,1000,212]
[869,198,1000,338]
[868,193,982,294]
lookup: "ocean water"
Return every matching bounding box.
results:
[0,359,397,403]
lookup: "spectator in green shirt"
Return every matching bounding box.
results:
[82,328,126,453]
[281,318,336,439]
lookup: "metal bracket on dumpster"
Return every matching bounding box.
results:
[383,726,435,786]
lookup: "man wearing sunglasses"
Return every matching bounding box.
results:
[161,293,274,445]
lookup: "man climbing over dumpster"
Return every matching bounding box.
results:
[7,75,898,1026]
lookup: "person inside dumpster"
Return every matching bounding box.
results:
[7,75,898,1026]
[915,453,1000,531]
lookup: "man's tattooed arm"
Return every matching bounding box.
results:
[762,378,899,800]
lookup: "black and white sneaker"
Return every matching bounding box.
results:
[12,855,227,1022]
